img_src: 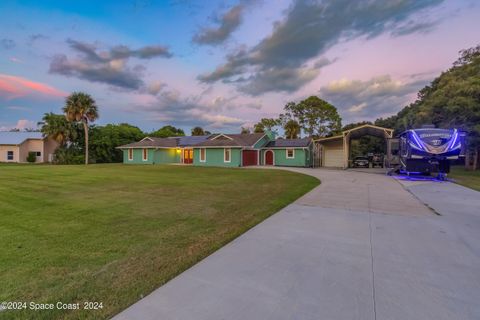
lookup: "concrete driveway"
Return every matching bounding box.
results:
[113,168,480,320]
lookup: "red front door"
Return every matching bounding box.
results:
[265,150,274,165]
[183,149,193,164]
[242,150,258,166]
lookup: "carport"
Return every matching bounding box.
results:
[314,124,393,169]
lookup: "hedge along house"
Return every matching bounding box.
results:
[117,135,211,164]
[260,137,313,167]
[0,131,58,163]
[192,133,272,167]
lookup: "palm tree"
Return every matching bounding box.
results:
[284,119,301,139]
[62,92,99,164]
[39,112,77,146]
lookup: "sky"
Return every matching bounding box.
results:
[0,0,479,134]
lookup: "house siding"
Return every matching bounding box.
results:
[154,148,181,164]
[193,148,242,167]
[261,148,311,167]
[0,145,20,162]
[123,148,155,164]
[19,139,44,163]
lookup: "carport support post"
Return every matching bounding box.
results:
[343,132,350,169]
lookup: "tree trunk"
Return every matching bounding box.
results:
[83,121,89,165]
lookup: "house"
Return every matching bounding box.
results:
[118,132,313,168]
[117,135,212,164]
[192,132,272,167]
[0,131,58,163]
[260,137,313,167]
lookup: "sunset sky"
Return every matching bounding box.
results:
[0,0,479,133]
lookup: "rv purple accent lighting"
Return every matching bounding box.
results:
[410,131,426,151]
[446,129,459,151]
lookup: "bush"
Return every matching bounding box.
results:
[27,152,37,163]
[53,147,85,164]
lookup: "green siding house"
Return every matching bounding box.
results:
[260,138,313,167]
[117,136,210,165]
[118,132,313,168]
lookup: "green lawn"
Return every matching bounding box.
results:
[0,164,318,320]
[449,166,480,191]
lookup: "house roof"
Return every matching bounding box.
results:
[0,131,44,145]
[117,135,212,149]
[265,137,312,148]
[194,133,266,147]
[175,135,211,147]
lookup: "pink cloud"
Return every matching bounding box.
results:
[0,74,66,99]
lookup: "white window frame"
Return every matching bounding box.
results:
[199,148,206,162]
[7,150,14,161]
[128,148,133,161]
[224,148,231,163]
[142,148,148,161]
[286,148,295,159]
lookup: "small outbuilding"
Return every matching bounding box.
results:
[314,124,393,169]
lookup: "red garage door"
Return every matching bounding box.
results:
[242,150,258,166]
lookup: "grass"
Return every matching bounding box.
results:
[0,164,319,320]
[449,166,480,191]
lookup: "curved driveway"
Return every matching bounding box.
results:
[114,168,480,320]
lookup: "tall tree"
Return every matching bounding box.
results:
[240,127,251,134]
[89,123,145,163]
[63,92,99,165]
[191,126,205,136]
[253,122,265,133]
[39,112,78,146]
[150,125,185,138]
[284,119,301,139]
[254,118,280,133]
[282,96,342,137]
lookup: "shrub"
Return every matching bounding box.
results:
[27,152,37,163]
[53,147,85,164]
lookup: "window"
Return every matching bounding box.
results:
[200,148,206,162]
[286,148,295,159]
[36,151,41,157]
[7,151,14,161]
[142,148,148,161]
[128,149,133,161]
[224,148,231,163]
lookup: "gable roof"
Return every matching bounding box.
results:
[195,133,266,148]
[117,135,212,149]
[0,131,44,145]
[176,135,211,147]
[265,137,312,148]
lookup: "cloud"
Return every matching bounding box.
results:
[319,75,430,121]
[193,4,244,46]
[131,88,249,129]
[9,57,22,63]
[199,0,443,95]
[237,66,320,96]
[49,39,172,90]
[1,38,15,50]
[0,74,66,100]
[0,119,37,131]
[6,106,32,111]
[28,34,49,45]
